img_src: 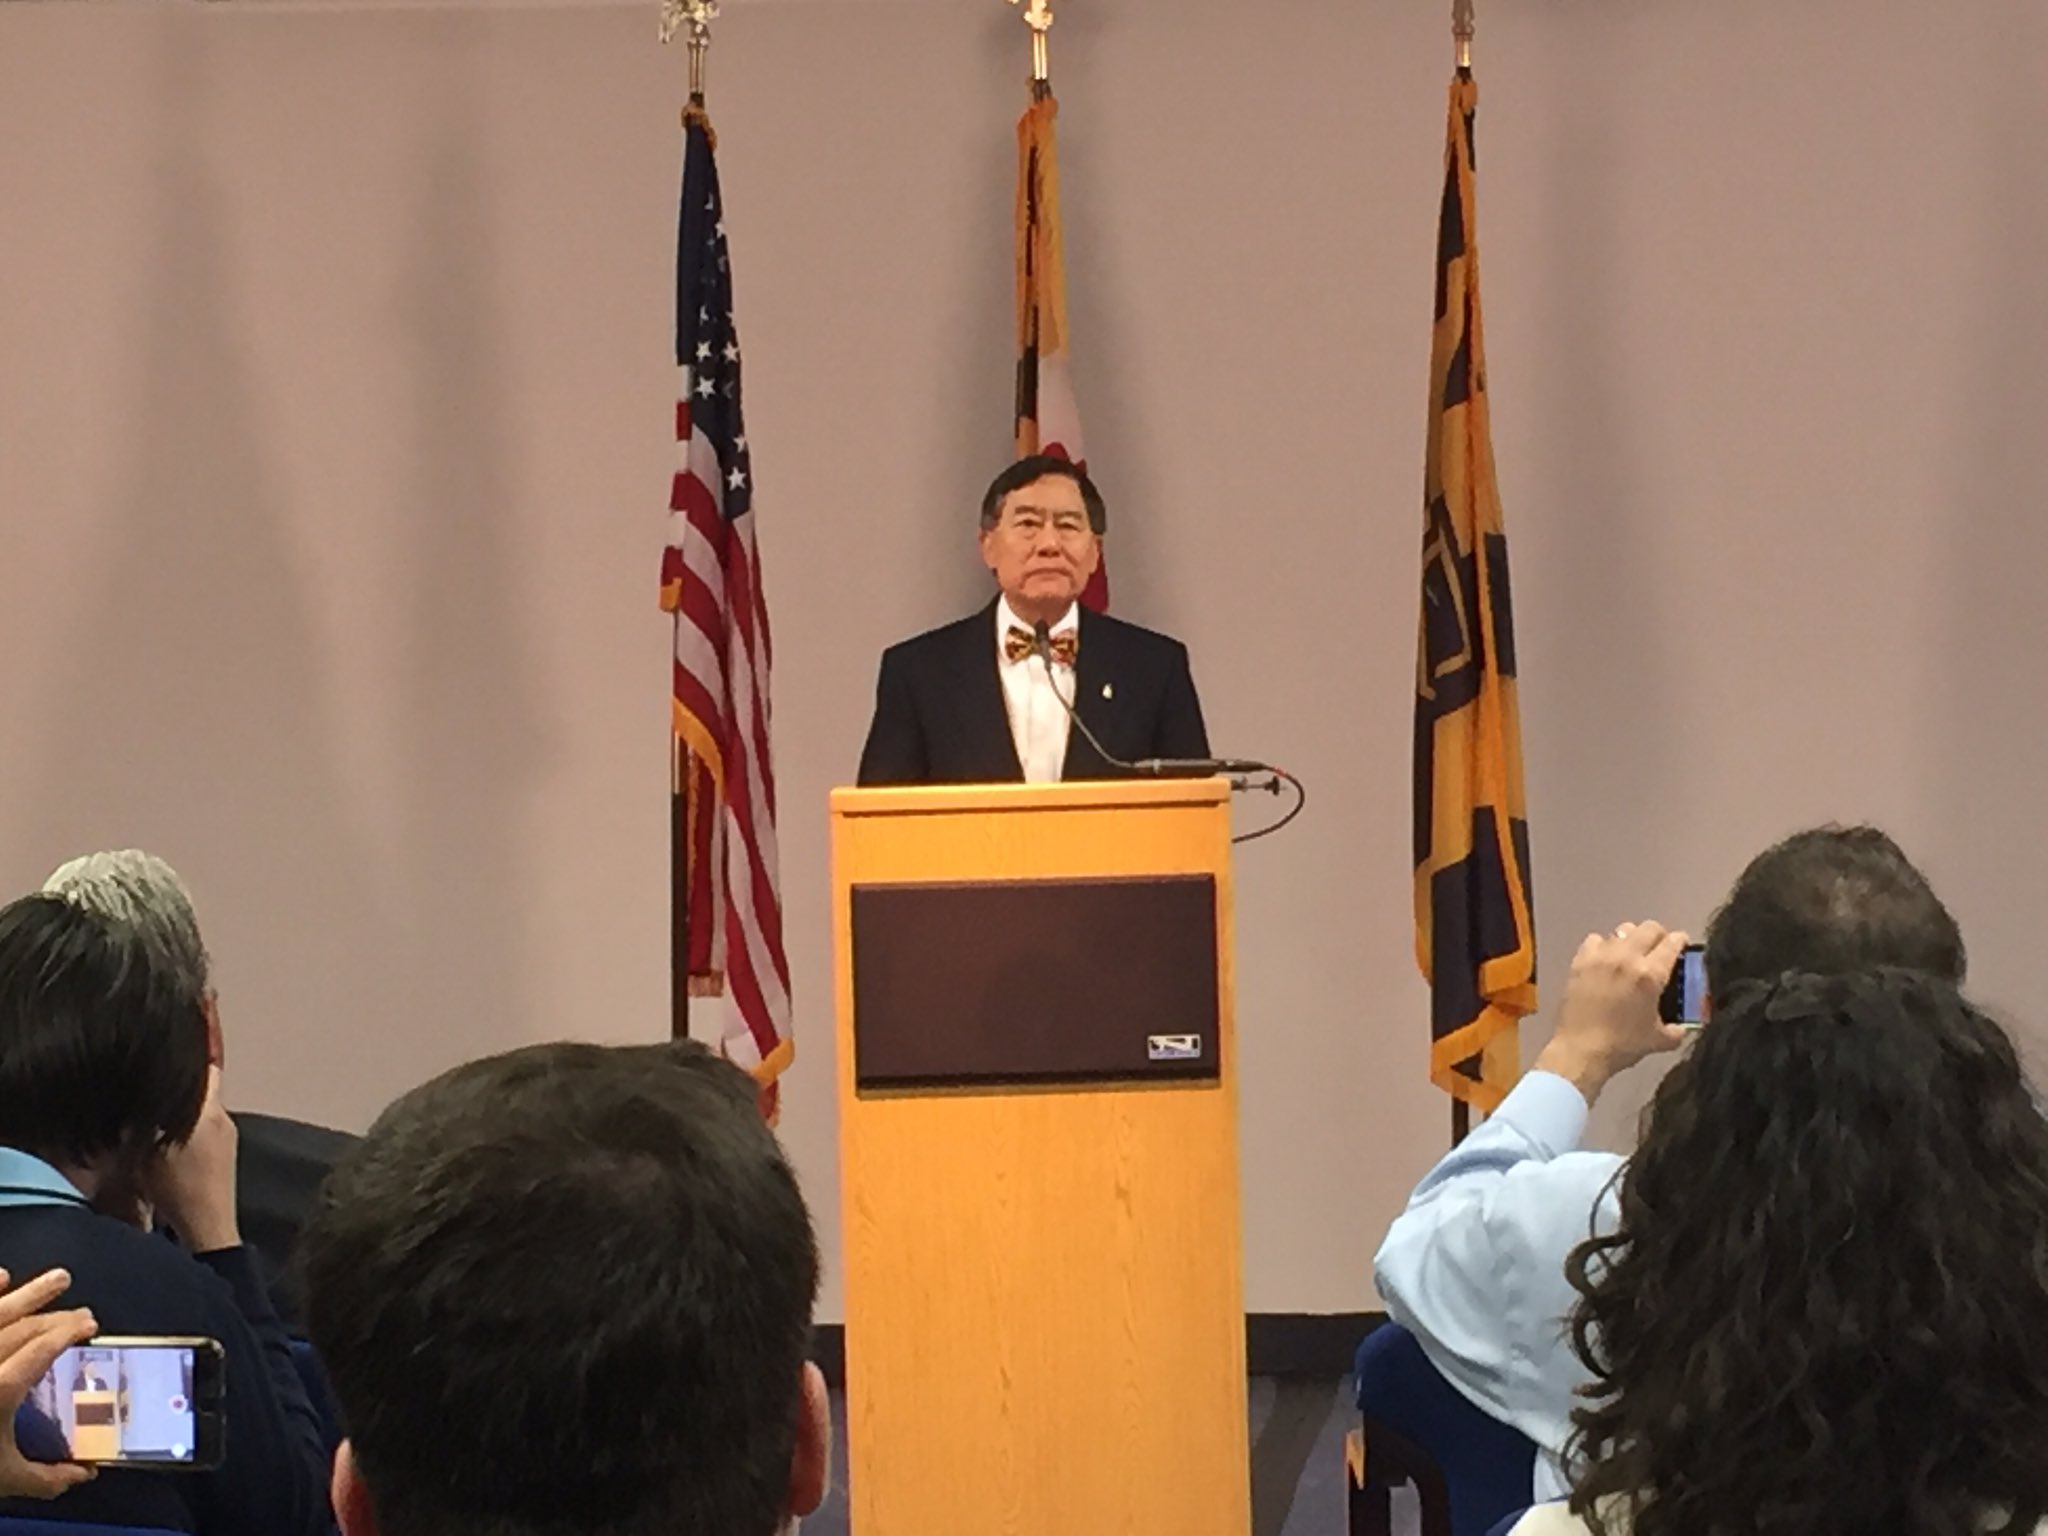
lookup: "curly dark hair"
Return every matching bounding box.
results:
[1564,969,2048,1536]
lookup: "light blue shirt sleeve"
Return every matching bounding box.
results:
[1372,1071,1626,1501]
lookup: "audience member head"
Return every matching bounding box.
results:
[1703,824,1964,993]
[43,850,210,1002]
[1532,826,1970,1104]
[978,454,1105,624]
[42,851,220,1071]
[0,893,209,1190]
[302,1040,826,1536]
[1565,969,2048,1536]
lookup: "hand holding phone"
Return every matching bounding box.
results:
[0,1267,99,1499]
[1535,921,1695,1105]
[23,1338,225,1472]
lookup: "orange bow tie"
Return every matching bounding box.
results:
[1005,625,1077,667]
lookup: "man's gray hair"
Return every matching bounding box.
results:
[42,849,210,997]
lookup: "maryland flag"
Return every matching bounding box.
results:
[1015,85,1106,612]
[1414,69,1535,1113]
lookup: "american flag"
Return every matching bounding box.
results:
[1015,86,1106,612]
[659,108,793,1105]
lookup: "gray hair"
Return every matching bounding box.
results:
[42,849,211,997]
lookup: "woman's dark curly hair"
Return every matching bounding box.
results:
[1563,968,2048,1536]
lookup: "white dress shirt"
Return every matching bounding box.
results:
[995,597,1078,783]
[1372,1070,1625,1504]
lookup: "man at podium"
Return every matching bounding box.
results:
[857,456,1209,785]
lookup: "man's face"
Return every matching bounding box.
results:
[978,474,1101,612]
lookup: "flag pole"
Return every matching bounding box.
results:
[661,0,719,1046]
[670,741,691,1043]
[1449,0,1476,1148]
[1007,0,1055,98]
[661,0,719,98]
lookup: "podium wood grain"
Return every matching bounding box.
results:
[831,781,1250,1536]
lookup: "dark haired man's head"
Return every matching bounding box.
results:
[1703,824,1964,995]
[978,454,1106,534]
[302,1041,825,1536]
[978,455,1105,626]
[1565,969,2048,1536]
[0,893,209,1189]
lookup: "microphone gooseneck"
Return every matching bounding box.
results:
[1033,619,1137,772]
[1023,611,1306,842]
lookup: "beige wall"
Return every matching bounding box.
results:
[3,0,2045,1318]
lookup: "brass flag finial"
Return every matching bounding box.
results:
[660,0,719,98]
[1452,0,1475,70]
[1007,0,1056,85]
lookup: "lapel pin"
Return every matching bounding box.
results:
[1102,683,1114,699]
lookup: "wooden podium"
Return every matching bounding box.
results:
[830,779,1251,1536]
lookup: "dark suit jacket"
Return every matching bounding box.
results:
[232,1109,358,1333]
[858,601,1209,785]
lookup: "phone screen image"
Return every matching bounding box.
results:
[1659,944,1709,1025]
[25,1340,222,1469]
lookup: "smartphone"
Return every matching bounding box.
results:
[19,1337,225,1470]
[1658,943,1708,1026]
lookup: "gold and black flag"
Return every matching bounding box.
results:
[1414,68,1535,1114]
